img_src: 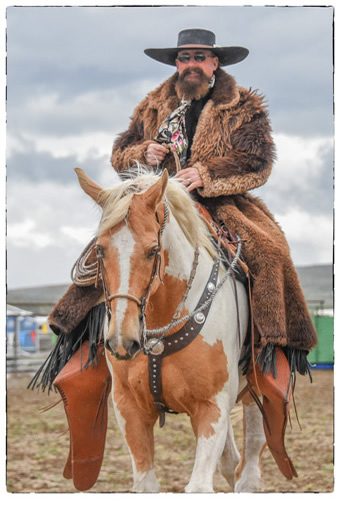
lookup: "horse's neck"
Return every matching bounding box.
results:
[164,210,214,275]
[163,215,198,278]
[145,214,213,327]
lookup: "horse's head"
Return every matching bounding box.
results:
[74,167,168,360]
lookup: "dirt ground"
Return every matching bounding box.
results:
[6,369,334,494]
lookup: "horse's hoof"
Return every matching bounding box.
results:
[234,466,261,492]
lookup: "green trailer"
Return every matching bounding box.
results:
[308,313,334,367]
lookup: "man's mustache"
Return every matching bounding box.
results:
[179,67,209,81]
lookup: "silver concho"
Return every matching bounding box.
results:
[207,282,215,292]
[145,338,164,355]
[194,312,206,324]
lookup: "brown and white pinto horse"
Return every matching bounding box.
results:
[74,166,266,493]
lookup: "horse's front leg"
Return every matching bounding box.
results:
[186,392,231,493]
[112,394,160,492]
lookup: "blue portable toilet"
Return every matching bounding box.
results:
[6,316,16,347]
[20,317,37,351]
[7,305,36,353]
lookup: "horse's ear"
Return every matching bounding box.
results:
[141,170,168,211]
[74,167,105,207]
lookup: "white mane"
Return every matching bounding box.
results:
[98,165,216,257]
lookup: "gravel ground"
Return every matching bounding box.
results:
[6,369,333,494]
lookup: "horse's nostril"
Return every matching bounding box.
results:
[105,340,115,356]
[128,340,141,358]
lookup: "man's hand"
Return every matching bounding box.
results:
[175,167,203,192]
[145,143,169,166]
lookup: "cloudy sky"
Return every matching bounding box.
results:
[5,2,334,290]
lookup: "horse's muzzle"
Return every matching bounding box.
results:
[105,336,141,361]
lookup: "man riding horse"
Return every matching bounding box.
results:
[30,28,317,491]
[111,28,317,368]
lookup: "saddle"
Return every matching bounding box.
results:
[195,202,249,284]
[43,204,297,490]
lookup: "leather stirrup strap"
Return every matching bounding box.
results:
[53,341,112,491]
[195,202,249,277]
[246,346,298,480]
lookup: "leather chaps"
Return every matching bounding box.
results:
[53,341,111,491]
[241,346,298,480]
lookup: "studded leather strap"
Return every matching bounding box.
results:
[146,258,220,426]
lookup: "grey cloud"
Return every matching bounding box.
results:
[7,150,109,185]
[5,5,334,288]
[7,242,78,289]
[270,104,333,138]
[7,6,333,136]
[259,142,333,217]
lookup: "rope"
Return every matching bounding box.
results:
[164,144,182,174]
[70,201,169,289]
[173,248,200,319]
[71,237,98,286]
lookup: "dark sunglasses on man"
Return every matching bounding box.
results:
[177,53,215,63]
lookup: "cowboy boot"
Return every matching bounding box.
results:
[53,341,112,491]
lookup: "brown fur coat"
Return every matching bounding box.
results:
[110,68,317,352]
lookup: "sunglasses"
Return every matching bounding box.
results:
[177,53,215,63]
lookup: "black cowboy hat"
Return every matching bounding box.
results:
[144,28,249,67]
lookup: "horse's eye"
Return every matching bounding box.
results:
[147,245,160,259]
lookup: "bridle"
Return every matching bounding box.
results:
[72,196,243,355]
[71,196,244,425]
[95,243,142,310]
[95,201,169,328]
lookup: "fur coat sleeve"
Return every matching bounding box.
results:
[110,97,154,171]
[111,69,276,197]
[192,86,276,197]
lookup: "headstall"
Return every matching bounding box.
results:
[96,202,169,327]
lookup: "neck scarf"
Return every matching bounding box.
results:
[155,100,191,166]
[155,74,215,166]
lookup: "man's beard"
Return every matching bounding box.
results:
[175,68,211,101]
